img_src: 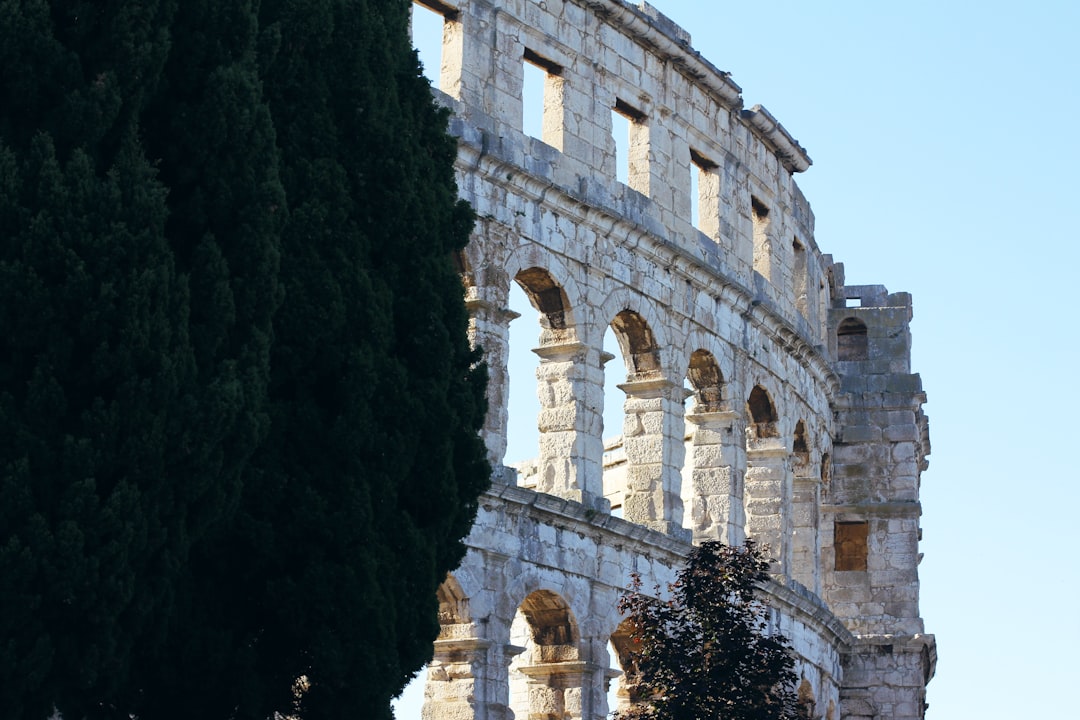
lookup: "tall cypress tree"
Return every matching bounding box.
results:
[0,2,283,718]
[1,1,487,718]
[170,1,490,717]
[0,3,192,717]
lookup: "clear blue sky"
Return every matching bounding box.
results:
[398,2,1080,717]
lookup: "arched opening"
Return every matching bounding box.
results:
[395,575,478,720]
[686,349,725,411]
[681,350,736,542]
[508,590,583,720]
[516,266,573,343]
[793,420,810,472]
[507,281,540,470]
[602,309,684,535]
[790,419,820,590]
[602,310,663,516]
[744,385,786,572]
[746,385,779,442]
[610,309,661,377]
[820,452,831,501]
[607,618,641,716]
[837,317,868,361]
[507,267,586,500]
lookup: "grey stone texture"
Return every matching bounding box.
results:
[415,1,935,718]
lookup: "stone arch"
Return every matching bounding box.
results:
[598,295,686,537]
[607,617,641,714]
[508,589,587,720]
[503,247,586,341]
[452,248,476,289]
[680,347,742,543]
[746,384,780,442]
[503,259,605,507]
[596,287,672,371]
[437,573,472,634]
[837,316,868,361]
[422,574,485,720]
[744,383,788,573]
[792,419,810,471]
[686,348,727,411]
[610,309,662,377]
[517,589,581,655]
[515,266,578,345]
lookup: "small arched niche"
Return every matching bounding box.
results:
[836,316,868,361]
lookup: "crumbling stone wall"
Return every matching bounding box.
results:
[413,1,935,718]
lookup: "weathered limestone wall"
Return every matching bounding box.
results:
[412,1,935,718]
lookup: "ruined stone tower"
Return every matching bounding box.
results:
[411,1,935,718]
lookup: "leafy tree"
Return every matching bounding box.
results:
[615,541,806,720]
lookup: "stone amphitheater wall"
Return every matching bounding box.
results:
[409,1,936,718]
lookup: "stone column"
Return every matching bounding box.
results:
[618,377,690,539]
[532,341,607,510]
[423,638,492,720]
[517,661,600,720]
[684,409,746,545]
[744,442,791,575]
[466,295,520,475]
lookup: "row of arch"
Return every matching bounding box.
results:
[467,257,835,586]
[420,574,837,720]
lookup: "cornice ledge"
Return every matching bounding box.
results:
[741,104,813,174]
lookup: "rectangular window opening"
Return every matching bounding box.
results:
[751,196,772,279]
[835,521,869,571]
[612,99,648,194]
[523,49,564,147]
[845,297,862,308]
[411,1,448,88]
[793,237,808,318]
[690,148,719,236]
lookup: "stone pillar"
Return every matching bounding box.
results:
[684,409,746,545]
[423,638,492,720]
[744,442,791,574]
[791,468,822,594]
[466,295,520,474]
[532,341,607,510]
[618,377,690,539]
[517,661,599,720]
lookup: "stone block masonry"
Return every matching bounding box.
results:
[413,1,935,718]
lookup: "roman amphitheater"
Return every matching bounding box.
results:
[413,1,935,718]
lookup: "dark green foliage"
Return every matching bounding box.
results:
[0,3,195,717]
[615,541,803,720]
[202,1,488,716]
[0,1,487,718]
